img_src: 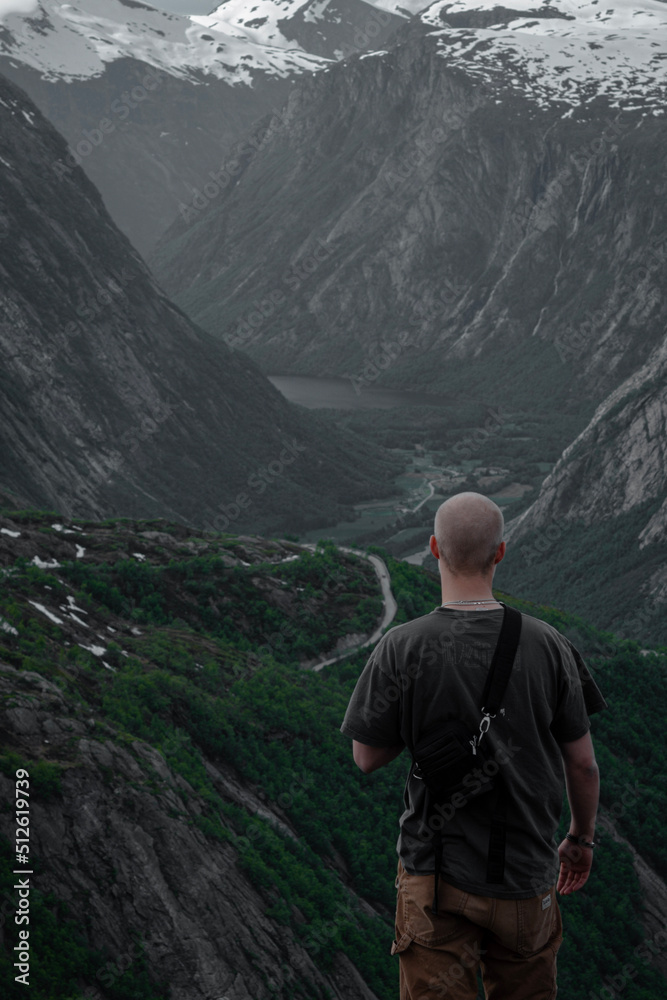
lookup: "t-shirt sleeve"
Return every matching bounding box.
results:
[550,636,607,744]
[340,635,404,747]
[567,642,608,717]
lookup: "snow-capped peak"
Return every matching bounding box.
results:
[194,0,334,48]
[419,0,667,113]
[0,0,330,83]
[194,0,404,60]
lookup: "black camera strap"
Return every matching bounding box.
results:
[431,603,522,911]
[482,603,522,718]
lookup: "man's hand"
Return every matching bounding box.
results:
[558,731,599,895]
[557,838,593,895]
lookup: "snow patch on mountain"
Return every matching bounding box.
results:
[419,0,667,113]
[194,0,402,60]
[370,0,432,14]
[0,0,331,82]
[194,0,329,47]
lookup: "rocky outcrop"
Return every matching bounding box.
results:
[508,339,667,543]
[0,514,391,998]
[499,341,667,639]
[0,663,380,1000]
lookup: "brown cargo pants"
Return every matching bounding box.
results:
[391,861,563,999]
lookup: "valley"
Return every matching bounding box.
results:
[267,373,555,562]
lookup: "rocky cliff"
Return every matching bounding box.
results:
[0,71,397,531]
[510,341,667,542]
[0,668,380,1000]
[500,336,667,641]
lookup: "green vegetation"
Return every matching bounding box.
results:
[24,542,382,664]
[0,516,665,999]
[303,400,589,562]
[0,754,62,800]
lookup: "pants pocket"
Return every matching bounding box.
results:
[516,888,561,958]
[397,865,468,948]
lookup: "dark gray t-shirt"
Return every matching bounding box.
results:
[340,606,606,899]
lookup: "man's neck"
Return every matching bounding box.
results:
[439,574,499,610]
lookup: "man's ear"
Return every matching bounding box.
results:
[493,541,506,565]
[430,534,440,559]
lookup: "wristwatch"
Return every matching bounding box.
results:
[565,832,598,849]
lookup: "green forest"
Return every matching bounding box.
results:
[0,511,665,1000]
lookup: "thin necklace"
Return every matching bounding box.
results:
[441,599,500,606]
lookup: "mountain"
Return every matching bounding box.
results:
[0,510,666,999]
[193,0,405,61]
[0,0,403,254]
[149,0,667,631]
[151,0,667,409]
[0,71,397,531]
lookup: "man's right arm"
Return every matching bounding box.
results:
[353,739,404,774]
[557,731,600,895]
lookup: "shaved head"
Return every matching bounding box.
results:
[434,492,504,577]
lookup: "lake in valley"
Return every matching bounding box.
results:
[267,375,450,409]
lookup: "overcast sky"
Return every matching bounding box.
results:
[0,0,218,16]
[0,0,38,17]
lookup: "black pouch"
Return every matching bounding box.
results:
[412,720,491,802]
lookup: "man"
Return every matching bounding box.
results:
[341,492,606,999]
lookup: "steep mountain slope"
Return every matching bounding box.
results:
[0,0,403,254]
[510,341,667,544]
[0,510,666,1000]
[498,338,667,643]
[0,71,397,531]
[151,1,667,411]
[0,513,391,1000]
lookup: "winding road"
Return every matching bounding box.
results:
[411,478,438,512]
[310,548,398,672]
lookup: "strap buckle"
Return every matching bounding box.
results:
[472,711,495,755]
